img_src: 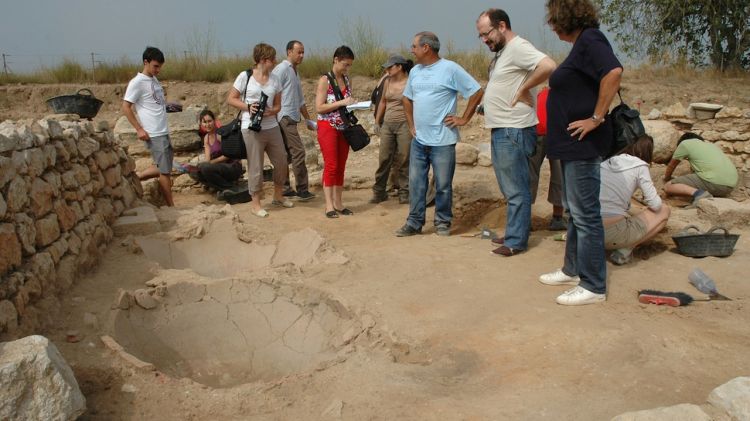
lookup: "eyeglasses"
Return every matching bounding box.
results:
[477,27,497,39]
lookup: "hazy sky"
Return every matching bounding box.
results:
[0,0,580,72]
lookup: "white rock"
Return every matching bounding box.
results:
[644,109,662,120]
[121,383,138,393]
[0,335,86,421]
[643,120,680,164]
[707,376,750,420]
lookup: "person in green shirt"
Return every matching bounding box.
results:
[663,132,738,206]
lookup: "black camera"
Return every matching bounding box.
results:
[249,92,268,132]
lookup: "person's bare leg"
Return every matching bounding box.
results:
[664,181,697,198]
[158,173,174,207]
[633,205,671,247]
[249,193,263,214]
[333,185,344,210]
[273,184,284,202]
[138,165,160,181]
[323,185,335,213]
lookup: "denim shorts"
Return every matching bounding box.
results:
[604,215,647,249]
[147,134,174,174]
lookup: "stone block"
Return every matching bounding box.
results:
[708,376,750,420]
[111,205,161,236]
[662,102,687,118]
[54,141,71,163]
[0,300,18,333]
[611,403,710,421]
[10,150,28,176]
[46,237,69,264]
[456,143,479,165]
[42,171,62,194]
[643,120,680,164]
[35,214,61,247]
[697,197,750,229]
[56,255,77,290]
[29,178,55,218]
[0,127,18,153]
[38,119,64,140]
[0,156,14,188]
[5,178,29,213]
[66,232,82,255]
[54,200,78,232]
[77,137,99,159]
[15,126,37,150]
[0,335,86,420]
[42,144,56,168]
[13,213,36,256]
[103,165,122,188]
[0,224,22,276]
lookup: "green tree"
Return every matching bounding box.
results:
[596,0,750,70]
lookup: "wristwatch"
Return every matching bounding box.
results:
[591,114,603,124]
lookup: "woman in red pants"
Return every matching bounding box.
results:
[315,46,357,218]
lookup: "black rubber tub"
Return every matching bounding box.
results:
[46,88,103,119]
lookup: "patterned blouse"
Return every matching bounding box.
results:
[317,74,351,130]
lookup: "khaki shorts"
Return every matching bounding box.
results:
[604,215,647,250]
[671,174,734,197]
[146,134,173,174]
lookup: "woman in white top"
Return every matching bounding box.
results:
[600,135,670,265]
[227,43,293,218]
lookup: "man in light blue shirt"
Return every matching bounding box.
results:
[273,40,317,201]
[395,31,483,237]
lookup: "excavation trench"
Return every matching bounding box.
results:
[111,210,360,388]
[113,275,361,388]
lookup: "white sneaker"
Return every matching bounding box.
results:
[556,286,606,306]
[539,269,580,286]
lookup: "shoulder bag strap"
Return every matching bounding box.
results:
[234,69,253,120]
[326,72,354,126]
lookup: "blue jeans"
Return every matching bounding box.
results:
[560,158,607,294]
[406,140,456,229]
[491,127,537,250]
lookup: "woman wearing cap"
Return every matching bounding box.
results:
[370,54,414,204]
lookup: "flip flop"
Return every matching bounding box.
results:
[325,210,339,219]
[335,208,354,215]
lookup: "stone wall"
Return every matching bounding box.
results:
[0,115,141,339]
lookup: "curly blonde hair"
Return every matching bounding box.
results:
[545,0,600,35]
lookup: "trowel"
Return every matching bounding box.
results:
[688,268,732,301]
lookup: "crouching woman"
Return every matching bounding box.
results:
[600,135,670,265]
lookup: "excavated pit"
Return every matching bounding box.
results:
[113,275,361,388]
[111,207,359,388]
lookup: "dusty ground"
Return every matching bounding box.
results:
[2,73,750,420]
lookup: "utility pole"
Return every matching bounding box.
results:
[2,54,8,76]
[90,52,102,82]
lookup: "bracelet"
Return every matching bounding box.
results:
[591,114,604,124]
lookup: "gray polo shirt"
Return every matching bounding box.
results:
[272,60,305,122]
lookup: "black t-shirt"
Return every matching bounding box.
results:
[546,28,622,161]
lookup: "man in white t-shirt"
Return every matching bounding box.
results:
[272,40,317,201]
[476,9,556,256]
[121,46,174,206]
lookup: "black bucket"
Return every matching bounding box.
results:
[46,88,104,119]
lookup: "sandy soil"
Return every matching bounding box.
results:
[3,74,750,420]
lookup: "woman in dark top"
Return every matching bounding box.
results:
[538,0,622,306]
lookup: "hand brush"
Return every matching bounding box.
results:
[637,289,695,307]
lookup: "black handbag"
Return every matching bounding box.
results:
[218,69,252,159]
[326,72,370,151]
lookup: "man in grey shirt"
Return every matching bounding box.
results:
[273,40,317,201]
